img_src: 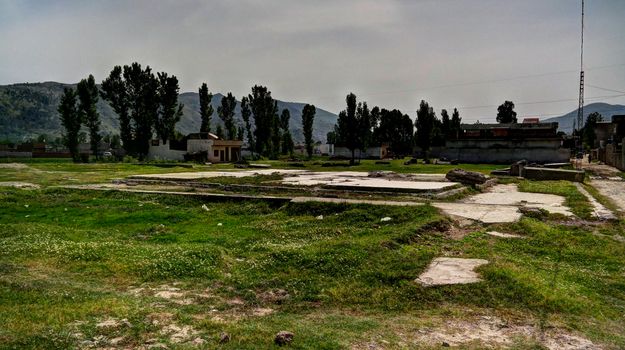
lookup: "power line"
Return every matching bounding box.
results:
[455,93,625,111]
[312,62,625,102]
[586,84,625,94]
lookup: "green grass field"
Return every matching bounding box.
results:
[1,160,624,349]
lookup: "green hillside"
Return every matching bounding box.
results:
[0,82,338,143]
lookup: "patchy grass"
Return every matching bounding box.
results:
[1,185,624,349]
[1,161,624,349]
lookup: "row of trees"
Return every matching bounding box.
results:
[58,75,103,162]
[99,63,184,158]
[59,63,318,161]
[199,84,316,159]
[59,62,522,163]
[60,63,185,161]
[330,93,462,164]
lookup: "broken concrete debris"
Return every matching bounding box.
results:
[416,257,489,286]
[445,168,487,185]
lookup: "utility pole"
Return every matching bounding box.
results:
[575,0,585,168]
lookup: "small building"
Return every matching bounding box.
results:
[333,144,390,159]
[148,132,243,163]
[439,122,569,164]
[596,115,625,170]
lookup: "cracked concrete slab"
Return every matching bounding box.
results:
[463,184,572,216]
[416,257,489,286]
[132,170,460,193]
[432,203,522,223]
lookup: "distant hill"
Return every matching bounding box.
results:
[0,82,338,143]
[543,102,625,134]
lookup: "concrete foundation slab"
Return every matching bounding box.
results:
[131,169,305,180]
[432,203,522,223]
[132,170,460,193]
[463,184,573,216]
[416,257,489,286]
[324,178,458,193]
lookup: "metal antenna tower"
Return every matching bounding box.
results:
[577,0,585,133]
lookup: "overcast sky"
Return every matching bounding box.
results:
[1,0,624,122]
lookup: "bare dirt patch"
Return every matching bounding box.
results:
[159,324,198,343]
[413,316,601,350]
[0,181,40,189]
[0,163,30,170]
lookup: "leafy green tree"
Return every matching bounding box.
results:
[496,100,517,124]
[249,85,278,157]
[450,108,462,139]
[58,88,82,162]
[302,104,316,159]
[237,125,245,141]
[373,108,413,157]
[218,93,237,140]
[101,66,132,153]
[415,100,437,161]
[326,130,336,144]
[109,134,121,149]
[336,93,359,164]
[198,83,214,133]
[583,112,603,149]
[77,74,101,158]
[240,96,255,153]
[357,102,373,154]
[124,63,159,158]
[441,109,450,137]
[280,109,294,155]
[216,124,224,139]
[155,72,183,144]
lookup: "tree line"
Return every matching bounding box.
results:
[329,93,463,164]
[58,62,318,161]
[59,62,529,163]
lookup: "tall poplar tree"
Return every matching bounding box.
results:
[155,72,183,144]
[301,104,316,158]
[58,88,82,162]
[217,93,237,140]
[240,96,255,153]
[415,100,437,161]
[280,109,294,155]
[101,66,132,153]
[77,74,101,158]
[249,85,278,156]
[450,108,462,139]
[336,93,359,164]
[198,83,214,133]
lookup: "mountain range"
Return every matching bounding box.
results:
[0,82,338,143]
[543,102,625,134]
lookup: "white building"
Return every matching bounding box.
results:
[148,132,243,162]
